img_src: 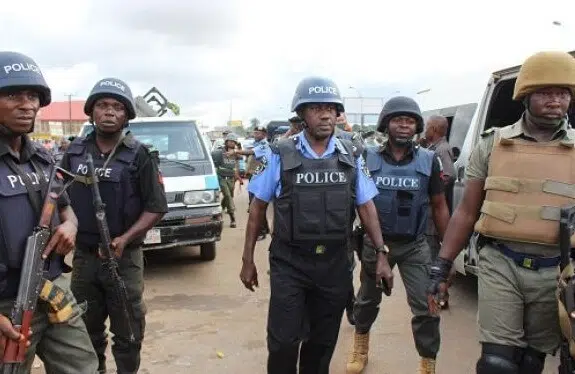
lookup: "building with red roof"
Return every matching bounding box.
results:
[33,100,89,138]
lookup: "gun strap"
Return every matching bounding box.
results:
[4,156,47,217]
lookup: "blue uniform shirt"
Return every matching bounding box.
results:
[253,138,271,160]
[248,131,378,205]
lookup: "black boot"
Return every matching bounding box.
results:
[229,213,236,228]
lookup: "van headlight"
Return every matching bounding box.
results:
[183,190,216,205]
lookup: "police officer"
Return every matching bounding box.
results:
[240,76,393,374]
[282,115,304,138]
[60,78,168,373]
[229,125,270,239]
[333,114,364,326]
[428,51,575,374]
[212,132,242,228]
[0,51,98,372]
[346,96,451,374]
[423,115,457,308]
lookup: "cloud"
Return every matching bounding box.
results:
[1,0,574,128]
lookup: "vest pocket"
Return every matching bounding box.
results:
[325,190,350,236]
[293,191,322,239]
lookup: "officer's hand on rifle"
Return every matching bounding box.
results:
[426,257,452,316]
[110,236,128,259]
[43,220,78,259]
[240,260,259,292]
[0,314,30,354]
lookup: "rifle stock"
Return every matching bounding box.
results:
[559,204,575,374]
[85,153,136,343]
[1,166,76,371]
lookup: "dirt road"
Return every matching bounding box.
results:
[32,185,560,373]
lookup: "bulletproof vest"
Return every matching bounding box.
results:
[273,137,357,247]
[212,149,236,177]
[475,126,575,247]
[366,146,433,238]
[0,147,63,298]
[66,137,143,248]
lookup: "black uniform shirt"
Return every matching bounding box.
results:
[60,131,168,214]
[0,135,70,208]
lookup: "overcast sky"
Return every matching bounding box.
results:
[2,0,574,128]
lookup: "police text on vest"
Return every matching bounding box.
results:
[76,164,112,178]
[295,171,347,184]
[7,172,46,189]
[375,176,420,189]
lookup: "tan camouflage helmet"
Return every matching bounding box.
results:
[513,51,575,101]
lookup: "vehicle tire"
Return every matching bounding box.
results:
[200,242,216,261]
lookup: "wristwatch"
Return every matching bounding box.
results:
[374,244,390,255]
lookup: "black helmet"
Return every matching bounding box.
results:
[84,78,136,120]
[376,96,424,133]
[291,76,344,113]
[0,51,51,107]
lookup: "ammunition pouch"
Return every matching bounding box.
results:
[39,278,74,324]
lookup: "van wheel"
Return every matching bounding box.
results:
[200,242,216,261]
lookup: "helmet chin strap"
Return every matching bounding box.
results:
[388,133,412,148]
[91,117,127,139]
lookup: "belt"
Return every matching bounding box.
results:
[493,242,560,270]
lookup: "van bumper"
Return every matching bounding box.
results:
[142,205,223,251]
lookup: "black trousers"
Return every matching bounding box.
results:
[267,239,350,374]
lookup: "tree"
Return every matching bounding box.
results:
[249,117,260,130]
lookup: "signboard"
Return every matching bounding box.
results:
[227,120,243,127]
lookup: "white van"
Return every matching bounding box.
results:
[449,50,575,276]
[78,117,223,261]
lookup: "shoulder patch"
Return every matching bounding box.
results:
[480,127,496,137]
[359,155,371,178]
[253,155,268,175]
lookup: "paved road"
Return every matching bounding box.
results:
[33,184,560,373]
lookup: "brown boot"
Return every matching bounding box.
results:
[418,357,436,374]
[346,332,369,373]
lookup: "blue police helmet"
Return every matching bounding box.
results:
[291,76,345,113]
[0,52,51,107]
[84,78,136,120]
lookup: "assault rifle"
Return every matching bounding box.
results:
[559,204,575,374]
[1,166,76,371]
[85,153,135,342]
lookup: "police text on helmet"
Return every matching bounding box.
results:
[3,63,41,75]
[99,80,126,92]
[375,176,420,190]
[308,86,338,95]
[295,171,347,184]
[76,164,112,179]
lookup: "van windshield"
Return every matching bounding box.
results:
[128,121,206,161]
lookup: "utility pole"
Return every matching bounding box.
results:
[65,93,73,136]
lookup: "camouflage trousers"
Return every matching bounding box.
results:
[0,274,98,374]
[354,235,441,358]
[218,176,236,215]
